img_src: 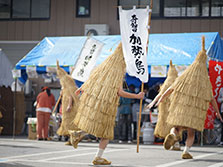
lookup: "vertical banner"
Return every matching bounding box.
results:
[72,37,104,82]
[205,60,223,129]
[119,6,150,83]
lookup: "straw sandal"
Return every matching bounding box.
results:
[65,140,72,146]
[92,157,111,165]
[164,134,176,150]
[182,152,193,159]
[170,145,181,151]
[69,130,86,149]
[170,142,181,151]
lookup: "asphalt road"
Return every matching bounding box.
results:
[0,136,223,167]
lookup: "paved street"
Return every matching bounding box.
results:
[0,136,223,167]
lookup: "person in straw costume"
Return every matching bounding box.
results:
[148,36,223,159]
[56,61,80,145]
[147,60,181,151]
[69,43,145,165]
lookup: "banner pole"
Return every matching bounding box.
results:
[12,78,17,139]
[52,94,62,114]
[137,0,153,153]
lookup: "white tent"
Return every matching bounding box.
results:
[0,49,13,87]
[0,49,25,136]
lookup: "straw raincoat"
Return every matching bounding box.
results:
[56,62,79,136]
[166,37,213,132]
[154,60,178,138]
[73,43,126,140]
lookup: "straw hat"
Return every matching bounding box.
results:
[56,61,79,136]
[166,36,213,132]
[154,60,178,138]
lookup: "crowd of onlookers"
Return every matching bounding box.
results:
[217,87,223,146]
[116,84,159,144]
[33,83,223,146]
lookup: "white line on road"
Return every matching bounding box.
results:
[155,151,223,167]
[5,159,91,165]
[208,162,223,167]
[41,148,130,161]
[2,159,149,167]
[0,148,96,161]
[0,148,138,166]
[0,141,34,147]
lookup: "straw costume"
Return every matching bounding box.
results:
[161,36,219,159]
[166,37,213,132]
[56,62,79,138]
[154,60,178,139]
[70,43,144,165]
[73,43,126,140]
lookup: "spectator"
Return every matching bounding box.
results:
[36,87,55,140]
[131,84,151,141]
[130,84,139,140]
[118,84,133,143]
[148,84,159,100]
[217,87,223,146]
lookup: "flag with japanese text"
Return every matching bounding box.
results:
[72,37,104,82]
[205,60,223,129]
[119,6,150,83]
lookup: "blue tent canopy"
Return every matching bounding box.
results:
[15,32,223,87]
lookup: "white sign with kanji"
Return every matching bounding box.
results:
[72,37,104,82]
[119,6,150,83]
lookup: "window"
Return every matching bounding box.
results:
[211,0,223,16]
[31,0,50,18]
[164,0,201,17]
[0,0,50,20]
[118,0,160,17]
[164,0,186,17]
[76,0,90,17]
[186,0,200,17]
[164,0,222,18]
[140,0,160,16]
[12,0,30,18]
[0,0,10,18]
[202,0,209,16]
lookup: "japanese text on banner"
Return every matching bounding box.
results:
[119,6,150,83]
[72,37,104,82]
[205,60,223,129]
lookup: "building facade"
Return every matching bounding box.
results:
[0,0,222,41]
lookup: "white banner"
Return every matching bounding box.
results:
[119,6,150,83]
[11,69,21,78]
[72,37,104,82]
[26,66,38,78]
[46,66,57,73]
[151,66,167,78]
